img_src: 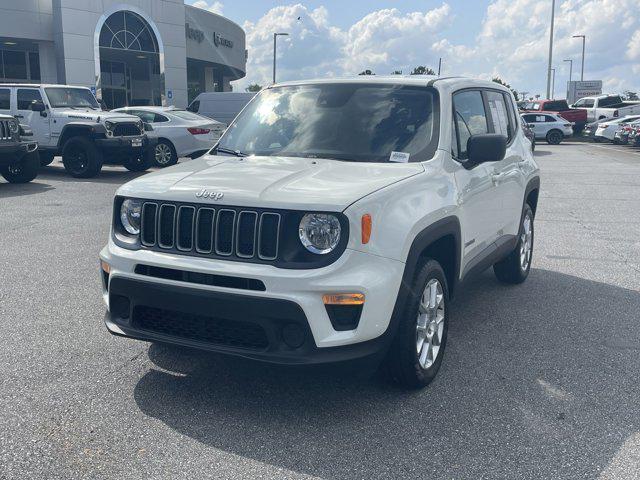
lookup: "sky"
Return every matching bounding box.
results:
[188,0,640,99]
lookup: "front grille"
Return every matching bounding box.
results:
[112,123,141,137]
[132,305,269,350]
[0,120,14,141]
[140,201,281,263]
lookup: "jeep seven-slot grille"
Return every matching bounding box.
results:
[140,202,281,263]
[0,120,14,141]
[113,123,141,137]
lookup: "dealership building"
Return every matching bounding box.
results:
[0,1,247,108]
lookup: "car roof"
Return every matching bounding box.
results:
[271,75,510,92]
[0,83,90,89]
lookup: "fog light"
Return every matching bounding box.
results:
[281,323,305,348]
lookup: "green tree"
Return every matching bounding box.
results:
[245,83,262,92]
[492,77,520,101]
[410,66,436,75]
[358,69,375,75]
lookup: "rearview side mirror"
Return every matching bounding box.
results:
[466,134,507,167]
[30,100,46,114]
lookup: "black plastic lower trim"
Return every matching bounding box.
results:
[106,277,390,365]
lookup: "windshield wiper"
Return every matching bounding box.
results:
[215,146,248,157]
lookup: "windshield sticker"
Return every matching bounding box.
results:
[389,151,410,163]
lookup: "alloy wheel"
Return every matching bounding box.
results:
[520,212,533,271]
[155,143,173,165]
[416,278,445,370]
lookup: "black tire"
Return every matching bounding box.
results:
[1,150,40,183]
[123,153,151,172]
[531,139,535,152]
[152,139,178,168]
[39,151,56,166]
[546,130,563,145]
[385,259,449,389]
[494,204,534,284]
[62,136,102,178]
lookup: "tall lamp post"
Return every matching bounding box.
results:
[551,68,556,99]
[546,0,556,99]
[272,32,289,84]
[563,59,572,101]
[572,34,585,81]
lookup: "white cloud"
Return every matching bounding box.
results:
[191,1,223,15]
[233,0,640,97]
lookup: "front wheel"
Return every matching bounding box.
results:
[123,154,151,172]
[494,204,534,284]
[1,150,40,183]
[385,259,449,389]
[62,137,102,178]
[546,130,563,145]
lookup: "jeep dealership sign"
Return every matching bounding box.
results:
[186,23,233,48]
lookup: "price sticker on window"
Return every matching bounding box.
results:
[389,151,410,163]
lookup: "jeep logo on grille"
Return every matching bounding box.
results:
[195,189,224,201]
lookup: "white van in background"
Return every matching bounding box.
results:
[187,92,256,126]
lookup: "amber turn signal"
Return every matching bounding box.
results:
[361,214,372,244]
[100,260,111,274]
[322,293,365,305]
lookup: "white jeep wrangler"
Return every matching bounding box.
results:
[0,84,156,178]
[100,77,540,388]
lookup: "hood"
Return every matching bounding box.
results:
[53,108,140,123]
[117,155,425,211]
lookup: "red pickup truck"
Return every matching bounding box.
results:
[521,99,587,132]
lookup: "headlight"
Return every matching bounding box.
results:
[299,213,341,254]
[120,199,142,235]
[137,120,144,132]
[105,121,114,135]
[8,120,19,134]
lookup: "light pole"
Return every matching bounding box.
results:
[563,58,572,100]
[546,0,555,99]
[272,32,289,84]
[572,34,585,81]
[551,68,556,99]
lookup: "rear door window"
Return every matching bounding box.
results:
[187,100,199,113]
[486,90,511,140]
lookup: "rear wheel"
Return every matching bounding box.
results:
[385,259,449,389]
[39,151,56,166]
[1,150,40,183]
[123,153,151,172]
[62,137,102,178]
[494,204,534,284]
[153,139,177,167]
[546,130,563,145]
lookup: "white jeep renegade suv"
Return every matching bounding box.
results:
[100,77,540,388]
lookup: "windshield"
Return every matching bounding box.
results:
[216,83,439,163]
[45,88,100,109]
[525,102,541,110]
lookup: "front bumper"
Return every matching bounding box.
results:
[95,135,157,153]
[0,140,37,167]
[100,243,405,364]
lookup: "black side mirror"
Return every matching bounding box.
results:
[30,100,46,113]
[466,134,507,167]
[143,122,154,132]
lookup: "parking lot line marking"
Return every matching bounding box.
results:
[587,144,640,156]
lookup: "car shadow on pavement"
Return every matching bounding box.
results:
[533,149,552,156]
[38,163,152,185]
[0,180,55,198]
[133,269,640,479]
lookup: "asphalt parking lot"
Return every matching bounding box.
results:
[1,143,639,479]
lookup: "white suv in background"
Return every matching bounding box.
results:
[521,112,573,144]
[100,77,540,389]
[0,84,155,177]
